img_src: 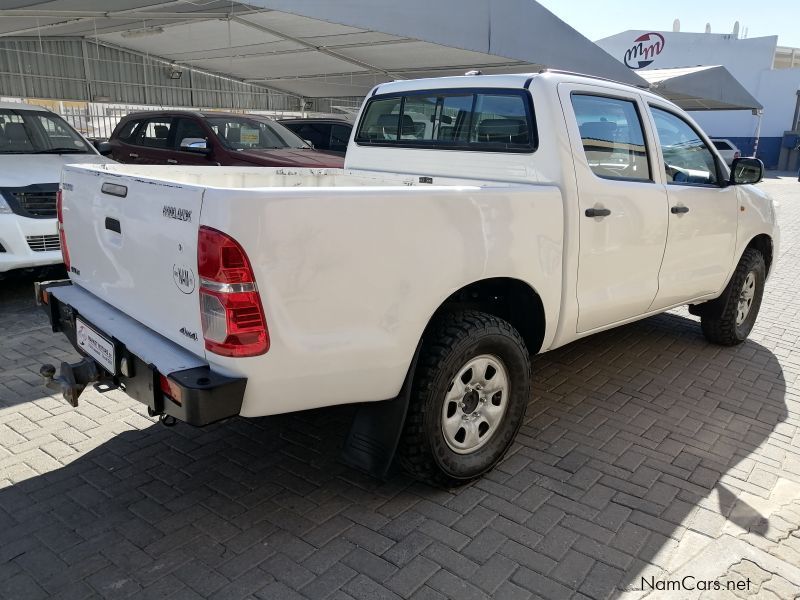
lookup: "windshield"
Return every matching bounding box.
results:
[0,109,94,154]
[206,116,309,150]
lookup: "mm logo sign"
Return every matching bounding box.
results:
[623,32,665,69]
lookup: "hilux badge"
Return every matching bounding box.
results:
[172,264,196,294]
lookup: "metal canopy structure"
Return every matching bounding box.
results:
[638,66,763,111]
[0,0,646,99]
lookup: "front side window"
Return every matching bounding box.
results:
[173,118,208,149]
[651,107,718,185]
[571,94,650,181]
[116,119,141,142]
[329,124,351,152]
[712,140,732,151]
[205,117,308,150]
[292,123,329,149]
[0,109,93,154]
[355,89,535,152]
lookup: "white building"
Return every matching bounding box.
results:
[596,30,800,169]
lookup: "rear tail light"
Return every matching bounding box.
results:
[56,188,71,270]
[197,226,269,357]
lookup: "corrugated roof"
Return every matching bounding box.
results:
[0,0,647,98]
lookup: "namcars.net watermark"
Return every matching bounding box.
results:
[633,575,752,593]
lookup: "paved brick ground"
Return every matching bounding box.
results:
[1,174,799,600]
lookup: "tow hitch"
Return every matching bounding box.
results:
[40,358,103,407]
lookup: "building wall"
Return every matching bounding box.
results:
[0,38,300,111]
[596,31,800,167]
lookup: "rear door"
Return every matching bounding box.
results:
[558,83,669,332]
[111,118,145,163]
[646,105,738,309]
[61,166,206,356]
[132,117,176,164]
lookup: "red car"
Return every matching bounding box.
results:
[104,110,344,168]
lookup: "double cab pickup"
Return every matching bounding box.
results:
[38,71,778,486]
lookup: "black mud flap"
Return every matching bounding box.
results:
[341,344,421,479]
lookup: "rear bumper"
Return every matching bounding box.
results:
[37,281,246,426]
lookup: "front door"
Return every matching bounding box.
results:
[171,117,216,166]
[645,104,738,309]
[559,84,669,333]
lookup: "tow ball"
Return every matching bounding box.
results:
[40,358,102,407]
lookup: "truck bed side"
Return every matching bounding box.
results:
[199,183,563,416]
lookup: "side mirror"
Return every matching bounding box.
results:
[303,139,315,148]
[730,157,763,185]
[180,137,211,154]
[95,141,112,156]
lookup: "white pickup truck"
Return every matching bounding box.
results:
[38,71,778,486]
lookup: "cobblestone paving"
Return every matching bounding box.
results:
[0,175,799,600]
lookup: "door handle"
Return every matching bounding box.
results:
[166,159,178,164]
[671,205,690,214]
[105,217,121,234]
[129,153,139,159]
[585,207,611,218]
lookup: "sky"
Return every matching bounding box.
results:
[537,0,800,48]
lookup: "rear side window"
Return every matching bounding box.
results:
[712,140,732,151]
[134,119,173,148]
[571,94,650,181]
[355,89,536,152]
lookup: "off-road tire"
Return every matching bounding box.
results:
[701,248,766,346]
[397,310,531,487]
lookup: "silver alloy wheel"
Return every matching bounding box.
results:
[736,271,757,326]
[441,354,509,454]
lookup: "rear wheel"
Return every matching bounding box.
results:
[701,248,766,345]
[398,310,531,487]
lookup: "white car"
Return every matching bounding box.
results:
[0,101,111,275]
[710,138,742,166]
[38,72,778,486]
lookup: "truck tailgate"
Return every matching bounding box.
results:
[61,166,206,357]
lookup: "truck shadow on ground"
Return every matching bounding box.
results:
[0,310,788,599]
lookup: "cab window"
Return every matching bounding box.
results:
[650,107,718,185]
[571,94,650,181]
[355,89,536,152]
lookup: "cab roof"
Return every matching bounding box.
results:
[370,70,676,110]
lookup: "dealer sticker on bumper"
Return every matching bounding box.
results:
[76,318,116,374]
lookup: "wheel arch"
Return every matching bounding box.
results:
[341,277,545,480]
[424,277,547,355]
[744,233,774,277]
